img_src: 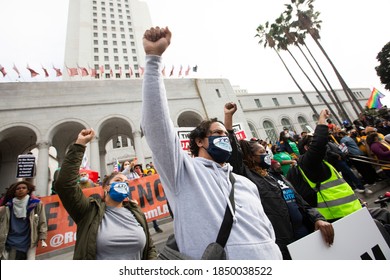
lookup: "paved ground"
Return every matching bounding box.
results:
[38,177,390,260]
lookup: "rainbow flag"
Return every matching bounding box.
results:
[113,159,121,172]
[366,87,385,109]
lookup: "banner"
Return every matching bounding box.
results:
[36,174,169,256]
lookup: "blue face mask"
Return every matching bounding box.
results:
[206,136,232,163]
[108,182,130,202]
[259,154,271,169]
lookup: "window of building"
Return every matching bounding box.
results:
[102,19,106,24]
[123,49,127,53]
[103,33,107,38]
[110,8,114,12]
[101,7,105,11]
[102,13,106,17]
[94,56,99,61]
[124,65,129,70]
[298,116,310,133]
[129,35,134,39]
[93,19,98,23]
[93,25,98,30]
[93,12,97,17]
[215,89,221,98]
[93,6,97,10]
[102,26,107,31]
[94,48,99,53]
[111,27,116,31]
[272,98,280,106]
[120,27,124,32]
[104,48,108,53]
[94,40,98,45]
[281,118,293,132]
[105,73,110,78]
[130,42,135,46]
[105,64,110,70]
[121,34,125,39]
[288,97,295,105]
[113,48,118,53]
[114,56,119,61]
[124,56,128,61]
[115,73,120,78]
[112,34,116,38]
[120,21,124,25]
[111,14,115,18]
[111,20,115,24]
[103,40,108,45]
[115,64,119,70]
[119,15,123,19]
[125,73,130,78]
[128,28,133,32]
[104,56,109,61]
[263,121,278,145]
[113,41,117,45]
[132,56,137,62]
[254,98,262,108]
[316,95,322,103]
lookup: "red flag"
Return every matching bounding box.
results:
[139,66,144,76]
[119,67,122,77]
[129,66,133,77]
[169,65,174,77]
[100,65,104,74]
[178,65,183,77]
[13,64,21,77]
[161,65,166,77]
[27,65,39,77]
[0,65,7,77]
[110,68,113,77]
[185,65,191,76]
[90,68,97,77]
[67,67,78,77]
[53,66,62,77]
[42,66,49,78]
[81,67,89,77]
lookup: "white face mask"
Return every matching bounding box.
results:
[80,175,89,183]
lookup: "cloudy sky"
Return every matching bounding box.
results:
[0,0,389,104]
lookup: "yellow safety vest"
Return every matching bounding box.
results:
[299,161,362,220]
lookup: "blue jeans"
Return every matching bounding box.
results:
[333,160,365,190]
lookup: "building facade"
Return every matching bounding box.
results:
[64,0,152,80]
[0,77,369,196]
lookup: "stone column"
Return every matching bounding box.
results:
[133,130,145,165]
[90,138,101,173]
[35,141,50,196]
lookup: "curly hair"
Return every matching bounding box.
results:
[188,118,223,156]
[102,171,121,187]
[239,140,268,177]
[1,180,36,206]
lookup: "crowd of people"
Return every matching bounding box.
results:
[1,26,390,260]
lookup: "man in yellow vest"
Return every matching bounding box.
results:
[286,109,390,245]
[287,109,361,222]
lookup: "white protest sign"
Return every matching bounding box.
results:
[287,207,390,260]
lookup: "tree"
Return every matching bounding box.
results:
[256,22,319,118]
[375,42,390,91]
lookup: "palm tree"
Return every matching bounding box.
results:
[293,0,363,114]
[272,14,342,125]
[256,22,319,118]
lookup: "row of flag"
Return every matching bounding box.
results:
[366,87,386,109]
[0,63,198,79]
[0,64,62,78]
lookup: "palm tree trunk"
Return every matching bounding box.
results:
[302,42,352,124]
[310,35,363,115]
[273,48,319,118]
[296,43,347,124]
[286,48,342,125]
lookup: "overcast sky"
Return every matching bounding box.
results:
[0,0,389,105]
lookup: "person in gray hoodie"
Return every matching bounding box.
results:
[140,26,282,260]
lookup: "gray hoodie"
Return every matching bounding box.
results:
[141,55,282,260]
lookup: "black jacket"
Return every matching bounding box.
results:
[286,125,332,207]
[228,131,325,259]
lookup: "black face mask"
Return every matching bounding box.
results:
[206,136,232,163]
[259,154,271,169]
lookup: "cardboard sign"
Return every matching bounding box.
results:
[287,207,390,260]
[36,174,169,256]
[16,154,36,178]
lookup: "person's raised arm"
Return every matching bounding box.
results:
[143,26,171,56]
[55,129,95,223]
